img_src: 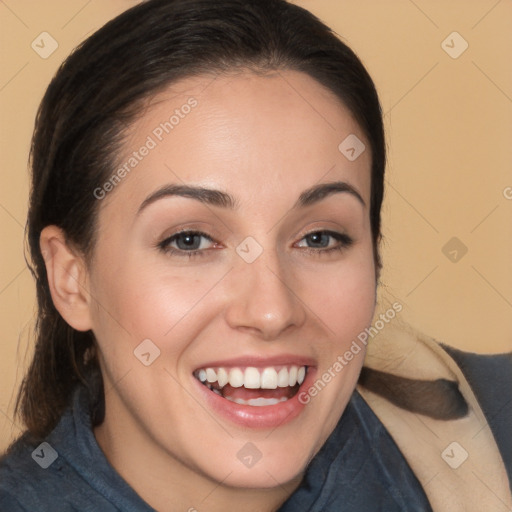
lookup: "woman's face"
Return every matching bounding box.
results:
[87,70,376,490]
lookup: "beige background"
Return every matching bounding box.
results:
[1,1,511,451]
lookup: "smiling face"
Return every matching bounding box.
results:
[84,70,376,507]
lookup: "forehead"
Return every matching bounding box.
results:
[100,70,371,218]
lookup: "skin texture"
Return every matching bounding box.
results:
[41,70,376,512]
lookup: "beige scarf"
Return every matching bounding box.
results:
[357,322,512,512]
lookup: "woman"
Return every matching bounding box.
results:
[1,0,510,510]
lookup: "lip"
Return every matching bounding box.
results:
[192,355,317,429]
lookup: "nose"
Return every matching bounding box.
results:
[224,250,307,341]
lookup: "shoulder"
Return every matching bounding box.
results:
[0,430,122,512]
[0,434,63,511]
[1,398,110,511]
[442,344,512,392]
[0,385,154,512]
[0,432,91,511]
[0,489,27,512]
[442,345,512,427]
[441,345,512,482]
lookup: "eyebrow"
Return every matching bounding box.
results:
[137,180,365,214]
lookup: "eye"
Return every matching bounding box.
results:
[295,230,353,254]
[158,230,218,258]
[157,229,353,259]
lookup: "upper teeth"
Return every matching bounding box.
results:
[196,365,307,389]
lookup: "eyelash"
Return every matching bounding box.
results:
[157,229,353,259]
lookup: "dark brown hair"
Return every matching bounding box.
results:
[17,0,385,441]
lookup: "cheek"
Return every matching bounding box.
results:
[89,258,228,356]
[302,246,376,344]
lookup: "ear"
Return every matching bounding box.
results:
[40,226,93,332]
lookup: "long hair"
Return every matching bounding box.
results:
[17,0,385,442]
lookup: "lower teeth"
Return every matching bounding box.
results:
[225,396,288,406]
[205,382,292,406]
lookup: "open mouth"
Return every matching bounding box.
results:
[193,365,308,406]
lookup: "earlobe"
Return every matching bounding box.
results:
[40,226,93,332]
